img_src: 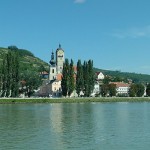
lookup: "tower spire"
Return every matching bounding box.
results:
[59,43,61,49]
[49,50,55,65]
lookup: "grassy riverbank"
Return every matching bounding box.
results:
[0,97,150,104]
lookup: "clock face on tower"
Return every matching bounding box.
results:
[58,50,63,55]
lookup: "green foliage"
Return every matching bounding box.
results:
[61,59,69,97]
[20,70,42,97]
[68,59,75,96]
[75,59,95,97]
[1,51,19,97]
[129,83,145,97]
[76,60,84,96]
[108,84,117,97]
[8,45,34,57]
[136,84,145,97]
[146,83,150,96]
[100,84,109,97]
[88,60,95,96]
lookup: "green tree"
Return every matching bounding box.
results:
[8,45,18,51]
[146,83,150,96]
[129,83,144,97]
[61,59,69,97]
[76,60,84,96]
[129,84,137,97]
[87,60,95,96]
[136,83,145,97]
[100,84,108,97]
[1,51,19,97]
[68,59,75,97]
[20,71,42,97]
[108,84,116,97]
[83,61,89,96]
[103,76,111,84]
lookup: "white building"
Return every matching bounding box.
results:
[110,82,130,96]
[90,81,100,97]
[96,72,105,80]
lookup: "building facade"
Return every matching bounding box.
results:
[110,82,130,96]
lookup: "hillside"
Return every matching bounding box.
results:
[94,68,150,84]
[0,47,49,73]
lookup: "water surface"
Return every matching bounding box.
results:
[0,102,150,150]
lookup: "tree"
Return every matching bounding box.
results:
[100,84,109,97]
[136,83,145,97]
[108,84,116,97]
[146,83,150,96]
[61,59,69,97]
[20,71,42,97]
[103,76,111,84]
[83,61,89,96]
[129,84,137,97]
[8,45,18,51]
[68,59,75,97]
[1,51,19,97]
[129,83,145,97]
[87,60,95,96]
[76,60,84,96]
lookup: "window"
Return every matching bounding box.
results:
[52,69,54,73]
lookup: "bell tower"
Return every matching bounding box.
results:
[56,44,65,73]
[49,51,57,81]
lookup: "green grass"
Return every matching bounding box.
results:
[0,97,150,104]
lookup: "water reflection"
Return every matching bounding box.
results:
[0,103,150,150]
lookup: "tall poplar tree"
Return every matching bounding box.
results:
[61,59,69,97]
[83,61,89,96]
[87,60,95,96]
[76,60,84,96]
[68,59,75,97]
[1,51,19,97]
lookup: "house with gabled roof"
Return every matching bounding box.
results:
[96,72,105,80]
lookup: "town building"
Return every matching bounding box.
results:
[96,72,105,80]
[110,82,130,96]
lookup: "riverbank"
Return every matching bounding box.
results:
[0,97,150,104]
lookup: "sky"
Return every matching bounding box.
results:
[0,0,150,74]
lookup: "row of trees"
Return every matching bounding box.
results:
[0,50,42,97]
[61,59,95,97]
[0,51,19,97]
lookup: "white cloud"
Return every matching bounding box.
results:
[112,26,150,39]
[74,0,86,4]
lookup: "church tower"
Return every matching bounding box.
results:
[49,51,57,81]
[56,44,65,73]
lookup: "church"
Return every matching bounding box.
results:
[36,44,65,97]
[49,44,65,81]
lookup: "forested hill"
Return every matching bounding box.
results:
[0,46,49,73]
[94,68,150,84]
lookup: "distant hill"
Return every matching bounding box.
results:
[94,68,150,84]
[0,47,49,73]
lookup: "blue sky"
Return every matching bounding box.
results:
[0,0,150,74]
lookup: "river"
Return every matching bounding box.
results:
[0,102,150,150]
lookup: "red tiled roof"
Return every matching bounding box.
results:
[73,66,77,72]
[96,72,103,76]
[110,82,130,88]
[56,73,62,81]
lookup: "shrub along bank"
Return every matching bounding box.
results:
[0,97,150,104]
